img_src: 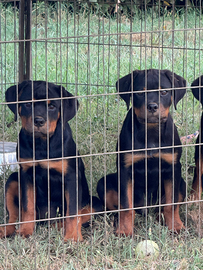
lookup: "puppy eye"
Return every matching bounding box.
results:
[48,104,55,110]
[160,90,168,96]
[25,102,32,108]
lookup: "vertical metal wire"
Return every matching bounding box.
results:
[62,1,70,265]
[104,6,111,267]
[107,9,111,126]
[197,0,202,241]
[25,0,32,80]
[116,4,121,263]
[144,0,148,243]
[0,3,7,266]
[25,2,37,267]
[129,0,135,255]
[158,0,162,241]
[34,0,37,80]
[14,4,22,269]
[44,1,51,269]
[16,77,21,270]
[184,0,188,239]
[171,0,175,241]
[19,0,25,83]
[31,81,37,270]
[74,4,80,263]
[96,10,100,118]
[100,6,105,266]
[34,3,38,267]
[57,2,66,269]
[87,4,93,266]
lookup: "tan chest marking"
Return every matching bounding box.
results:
[19,158,68,174]
[124,152,178,168]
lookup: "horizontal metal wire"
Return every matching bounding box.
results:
[0,141,199,169]
[0,198,200,230]
[1,27,203,43]
[1,85,191,104]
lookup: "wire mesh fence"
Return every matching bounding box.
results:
[0,0,203,269]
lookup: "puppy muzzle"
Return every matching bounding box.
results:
[34,116,46,127]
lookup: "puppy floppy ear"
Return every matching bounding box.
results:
[5,81,30,121]
[58,86,79,123]
[164,70,186,109]
[116,70,140,110]
[191,76,203,105]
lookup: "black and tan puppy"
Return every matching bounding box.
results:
[97,69,186,236]
[1,80,101,241]
[190,75,203,200]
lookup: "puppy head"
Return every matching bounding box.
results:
[191,75,203,104]
[5,81,79,138]
[116,69,186,124]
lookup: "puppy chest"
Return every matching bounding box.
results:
[20,158,69,175]
[124,151,178,168]
[124,152,178,184]
[35,169,64,201]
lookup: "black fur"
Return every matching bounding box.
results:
[97,69,186,235]
[2,81,101,241]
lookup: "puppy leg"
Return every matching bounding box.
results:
[191,158,203,201]
[16,183,36,237]
[0,173,19,237]
[163,180,185,232]
[97,173,134,236]
[117,179,134,236]
[97,173,119,210]
[64,190,83,241]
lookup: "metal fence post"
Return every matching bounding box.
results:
[19,0,32,83]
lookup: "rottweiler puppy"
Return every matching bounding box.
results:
[97,69,186,236]
[1,80,101,241]
[190,75,203,200]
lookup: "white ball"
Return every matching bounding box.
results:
[135,240,159,258]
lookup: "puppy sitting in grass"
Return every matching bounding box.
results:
[97,69,186,235]
[1,80,102,241]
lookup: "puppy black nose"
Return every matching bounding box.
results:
[147,103,158,113]
[34,117,45,127]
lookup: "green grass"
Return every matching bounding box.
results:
[1,2,203,269]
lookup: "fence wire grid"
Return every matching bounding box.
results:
[0,0,203,269]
